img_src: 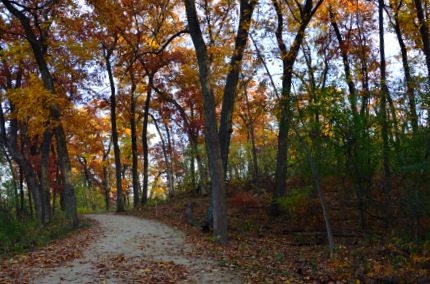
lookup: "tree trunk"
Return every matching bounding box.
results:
[414,0,430,84]
[104,44,124,213]
[163,121,175,197]
[272,0,322,215]
[150,114,174,197]
[1,0,78,227]
[379,0,393,195]
[130,77,140,207]
[184,0,228,243]
[141,75,153,205]
[0,103,43,222]
[19,164,24,216]
[243,82,259,182]
[391,4,418,132]
[330,16,358,116]
[40,130,52,225]
[218,0,257,173]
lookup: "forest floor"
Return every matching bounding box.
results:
[0,214,241,283]
[130,189,430,283]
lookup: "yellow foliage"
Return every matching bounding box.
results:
[7,75,67,137]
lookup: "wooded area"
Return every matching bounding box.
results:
[0,0,430,282]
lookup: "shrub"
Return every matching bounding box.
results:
[229,191,259,211]
[275,186,313,217]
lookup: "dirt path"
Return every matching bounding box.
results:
[35,214,241,284]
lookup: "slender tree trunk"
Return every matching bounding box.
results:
[102,165,110,211]
[26,155,43,223]
[330,16,358,115]
[27,180,33,219]
[185,0,228,243]
[414,0,430,83]
[190,147,196,189]
[151,114,174,197]
[412,0,430,238]
[163,121,175,197]
[243,83,259,182]
[218,0,257,173]
[0,104,43,222]
[130,78,140,207]
[191,133,209,195]
[331,13,368,232]
[391,5,418,132]
[294,121,334,257]
[141,75,153,205]
[1,148,19,218]
[40,130,52,224]
[104,45,124,212]
[379,0,393,195]
[19,164,24,216]
[54,126,78,225]
[272,0,322,215]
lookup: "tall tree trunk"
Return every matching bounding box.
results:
[104,44,124,212]
[141,74,153,205]
[379,0,393,195]
[163,121,175,197]
[412,0,430,238]
[272,0,322,215]
[150,114,175,197]
[414,0,430,84]
[0,102,43,222]
[218,0,257,173]
[102,165,110,211]
[40,130,52,224]
[130,77,140,207]
[330,13,368,232]
[243,82,259,182]
[1,0,78,226]
[330,15,358,115]
[19,164,24,216]
[391,4,418,132]
[1,148,19,218]
[293,115,334,257]
[190,132,209,195]
[184,0,228,243]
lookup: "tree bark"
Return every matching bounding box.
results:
[40,130,52,225]
[150,114,174,197]
[163,121,175,197]
[129,75,140,207]
[104,42,124,213]
[243,81,259,182]
[1,0,78,226]
[378,0,392,195]
[218,0,257,173]
[184,0,228,243]
[329,15,357,116]
[390,3,418,132]
[272,0,323,215]
[141,74,153,205]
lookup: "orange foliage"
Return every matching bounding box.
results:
[229,191,259,211]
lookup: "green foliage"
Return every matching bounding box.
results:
[275,187,313,217]
[74,178,107,213]
[0,212,74,256]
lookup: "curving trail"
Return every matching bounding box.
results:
[35,214,241,284]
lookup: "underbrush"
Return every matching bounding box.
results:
[0,212,86,257]
[130,187,430,282]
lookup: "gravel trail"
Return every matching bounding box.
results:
[35,214,240,284]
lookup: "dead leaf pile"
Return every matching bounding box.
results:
[130,191,430,283]
[93,254,189,283]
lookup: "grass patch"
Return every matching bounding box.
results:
[0,212,85,257]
